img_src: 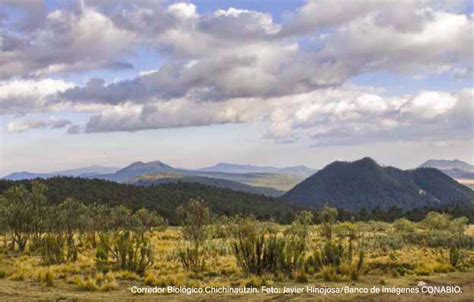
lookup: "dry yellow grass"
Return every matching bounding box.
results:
[0,225,473,301]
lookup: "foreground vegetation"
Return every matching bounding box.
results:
[0,183,473,300]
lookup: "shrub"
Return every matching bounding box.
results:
[308,241,364,281]
[96,231,154,275]
[318,207,338,240]
[393,218,416,233]
[232,218,305,276]
[449,247,463,267]
[177,243,207,273]
[335,222,359,241]
[39,234,66,265]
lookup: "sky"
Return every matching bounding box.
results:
[0,0,473,176]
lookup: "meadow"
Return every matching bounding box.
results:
[0,183,474,301]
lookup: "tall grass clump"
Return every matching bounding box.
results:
[232,212,311,277]
[307,240,365,281]
[96,231,154,275]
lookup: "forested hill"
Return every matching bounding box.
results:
[282,157,474,211]
[0,177,296,224]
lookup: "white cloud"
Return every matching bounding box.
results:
[1,1,472,149]
[402,91,457,119]
[0,7,136,79]
[76,86,473,148]
[167,3,197,19]
[0,79,75,114]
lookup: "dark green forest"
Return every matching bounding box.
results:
[0,178,297,224]
[1,177,473,224]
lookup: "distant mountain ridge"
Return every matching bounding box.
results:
[3,165,119,180]
[2,160,306,197]
[198,163,316,177]
[420,159,474,181]
[420,159,474,172]
[282,157,474,211]
[95,160,304,195]
[98,161,176,182]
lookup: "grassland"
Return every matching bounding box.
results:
[0,223,473,301]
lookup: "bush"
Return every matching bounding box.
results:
[96,231,154,275]
[393,218,416,233]
[449,247,464,267]
[232,218,305,276]
[308,241,364,281]
[177,243,207,273]
[318,207,338,240]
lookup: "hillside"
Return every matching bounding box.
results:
[132,173,285,197]
[0,177,296,224]
[282,157,474,211]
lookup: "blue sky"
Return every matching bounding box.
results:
[0,0,473,176]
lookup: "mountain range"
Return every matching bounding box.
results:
[4,158,474,210]
[420,159,474,172]
[420,159,474,189]
[282,157,474,211]
[198,163,316,177]
[3,165,120,180]
[94,160,308,196]
[4,161,311,197]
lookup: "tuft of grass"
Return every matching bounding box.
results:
[37,270,55,286]
[9,272,25,281]
[244,276,272,288]
[320,265,340,281]
[115,271,140,281]
[144,273,183,287]
[74,276,99,291]
[100,274,119,292]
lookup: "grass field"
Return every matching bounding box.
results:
[0,222,473,301]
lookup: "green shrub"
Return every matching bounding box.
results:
[177,243,207,273]
[308,241,364,281]
[232,218,305,276]
[39,234,67,265]
[449,247,463,267]
[96,231,154,275]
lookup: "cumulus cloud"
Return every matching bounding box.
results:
[78,86,473,147]
[263,88,474,146]
[317,9,473,76]
[0,79,75,114]
[0,5,136,79]
[1,1,472,149]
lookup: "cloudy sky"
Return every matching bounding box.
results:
[0,0,473,176]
